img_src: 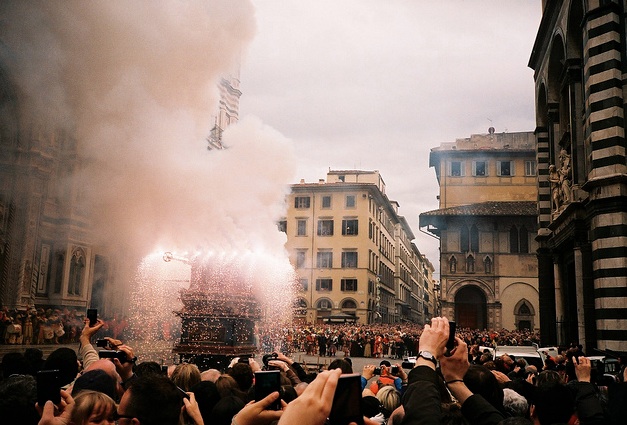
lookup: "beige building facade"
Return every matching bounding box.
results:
[283,170,434,325]
[420,131,540,331]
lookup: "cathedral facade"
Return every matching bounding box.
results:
[529,0,627,352]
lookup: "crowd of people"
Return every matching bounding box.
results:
[275,324,542,359]
[0,316,625,425]
[0,306,129,345]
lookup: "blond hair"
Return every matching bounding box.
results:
[171,363,201,391]
[71,390,116,425]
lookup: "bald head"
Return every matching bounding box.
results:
[200,368,221,382]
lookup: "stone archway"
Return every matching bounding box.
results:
[454,286,487,330]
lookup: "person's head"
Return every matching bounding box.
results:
[535,370,562,387]
[72,369,118,401]
[211,395,246,425]
[85,359,124,399]
[171,363,201,392]
[228,363,254,392]
[190,381,220,423]
[200,368,221,382]
[464,365,504,412]
[440,402,469,425]
[502,388,528,418]
[71,390,116,425]
[530,381,574,425]
[43,347,79,386]
[376,385,401,417]
[133,361,163,378]
[215,374,248,402]
[328,358,353,374]
[1,352,29,378]
[116,375,183,425]
[0,374,38,425]
[388,405,405,425]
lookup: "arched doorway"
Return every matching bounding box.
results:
[455,286,487,330]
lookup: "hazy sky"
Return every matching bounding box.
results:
[239,1,543,277]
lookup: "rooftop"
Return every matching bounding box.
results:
[421,201,537,217]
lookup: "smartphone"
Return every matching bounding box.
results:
[329,373,364,425]
[176,385,190,399]
[37,369,61,406]
[87,309,97,327]
[446,321,456,352]
[254,370,282,410]
[98,350,128,362]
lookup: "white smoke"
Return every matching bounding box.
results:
[1,1,297,329]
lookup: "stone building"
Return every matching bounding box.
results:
[529,0,627,352]
[420,131,539,331]
[282,170,435,324]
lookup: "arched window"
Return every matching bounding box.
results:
[449,256,457,273]
[293,298,308,315]
[470,225,479,252]
[54,253,64,294]
[510,226,519,253]
[519,226,529,253]
[68,248,85,295]
[341,299,357,309]
[484,256,492,274]
[518,303,531,315]
[460,224,469,253]
[317,299,332,310]
[466,254,475,273]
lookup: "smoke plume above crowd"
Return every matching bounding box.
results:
[1,1,297,312]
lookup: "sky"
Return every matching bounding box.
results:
[239,1,543,278]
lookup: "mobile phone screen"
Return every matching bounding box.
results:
[87,309,97,327]
[446,321,456,352]
[37,369,61,406]
[329,373,364,425]
[254,370,281,410]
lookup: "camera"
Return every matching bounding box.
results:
[98,350,130,363]
[391,365,399,374]
[401,356,417,369]
[373,367,381,375]
[262,352,279,367]
[96,339,109,348]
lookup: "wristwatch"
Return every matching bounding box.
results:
[418,350,438,366]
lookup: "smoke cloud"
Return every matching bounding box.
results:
[1,1,297,316]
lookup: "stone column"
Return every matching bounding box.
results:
[574,246,586,348]
[554,260,565,345]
